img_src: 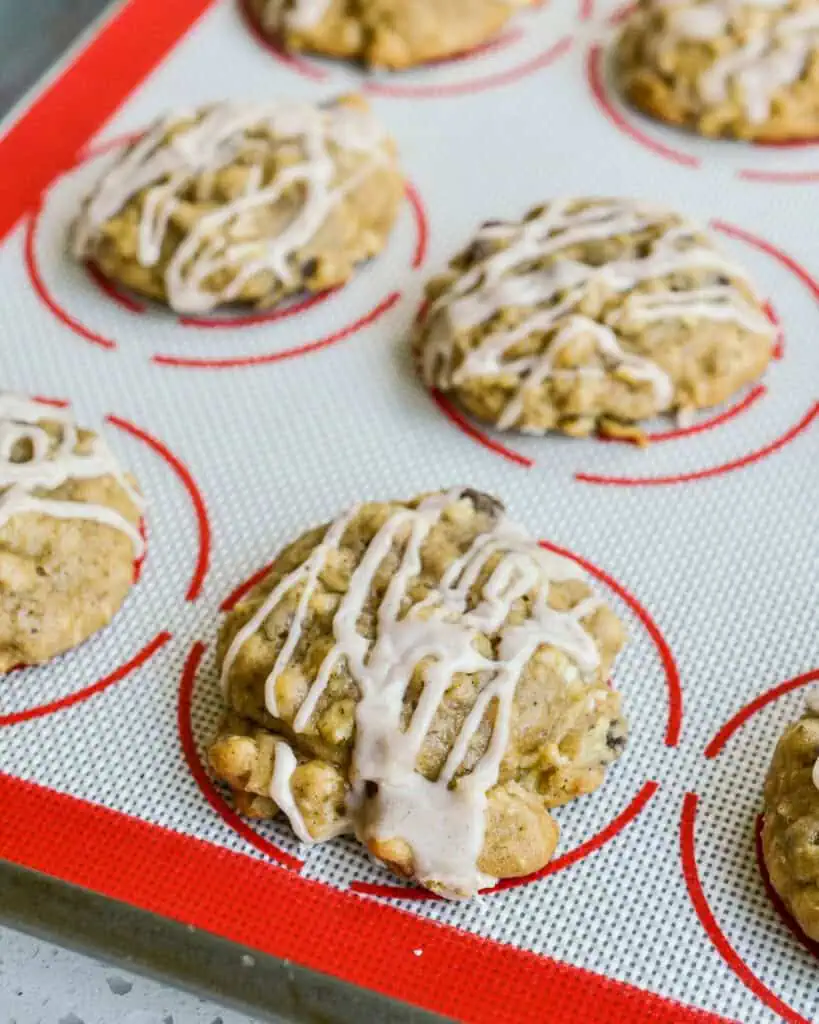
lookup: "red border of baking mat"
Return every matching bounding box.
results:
[0,773,733,1023]
[0,4,737,1021]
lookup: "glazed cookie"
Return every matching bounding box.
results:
[416,197,774,439]
[762,691,819,941]
[249,0,535,70]
[209,488,628,898]
[0,394,144,673]
[617,0,819,142]
[72,95,404,315]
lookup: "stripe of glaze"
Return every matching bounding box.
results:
[540,540,682,747]
[350,780,660,900]
[177,641,304,870]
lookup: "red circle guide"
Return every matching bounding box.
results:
[0,412,211,728]
[180,539,677,900]
[587,3,819,184]
[681,668,819,1024]
[238,0,572,100]
[25,136,429,370]
[423,221,816,487]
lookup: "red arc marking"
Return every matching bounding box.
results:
[681,793,811,1024]
[705,668,819,759]
[738,168,819,185]
[430,389,534,468]
[350,780,659,900]
[178,641,303,871]
[540,540,682,747]
[605,385,768,446]
[85,261,146,313]
[405,182,428,269]
[152,290,402,369]
[586,45,700,169]
[106,415,211,599]
[575,402,819,486]
[0,631,171,728]
[755,813,819,960]
[25,204,117,350]
[364,36,573,100]
[178,288,335,329]
[220,561,276,612]
[712,221,819,303]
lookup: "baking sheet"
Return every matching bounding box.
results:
[0,1,818,1021]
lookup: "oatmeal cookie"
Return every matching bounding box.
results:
[249,0,535,70]
[416,197,774,439]
[762,691,819,941]
[617,0,819,142]
[0,394,144,672]
[72,95,403,315]
[209,488,627,898]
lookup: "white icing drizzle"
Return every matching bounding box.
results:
[421,199,772,430]
[221,489,602,897]
[806,687,819,791]
[269,740,321,844]
[657,2,819,124]
[0,395,144,554]
[73,100,389,313]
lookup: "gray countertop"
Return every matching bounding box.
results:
[0,926,264,1024]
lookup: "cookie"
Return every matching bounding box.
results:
[617,1,819,142]
[0,395,144,673]
[72,95,404,315]
[209,488,627,898]
[762,691,819,941]
[249,0,534,69]
[416,197,774,439]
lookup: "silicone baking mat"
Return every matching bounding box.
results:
[0,1,818,1021]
